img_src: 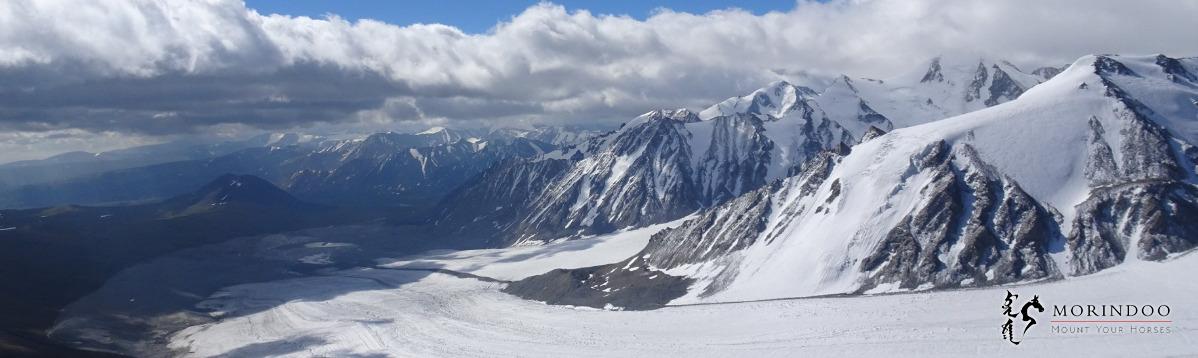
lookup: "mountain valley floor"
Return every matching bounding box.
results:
[162,226,1198,357]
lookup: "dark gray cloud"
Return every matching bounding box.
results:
[0,63,410,133]
[0,0,1196,162]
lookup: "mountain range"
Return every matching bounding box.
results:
[0,126,601,210]
[4,54,1197,355]
[435,56,1063,245]
[504,54,1198,308]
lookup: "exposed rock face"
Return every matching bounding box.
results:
[502,258,694,310]
[860,126,887,143]
[504,152,841,308]
[984,65,1026,106]
[439,99,855,245]
[647,184,775,270]
[442,110,709,244]
[1067,55,1198,274]
[1155,54,1197,82]
[859,142,1061,291]
[763,99,855,176]
[1114,108,1181,181]
[907,57,1051,118]
[1092,78,1182,184]
[1032,66,1065,80]
[1084,117,1120,186]
[440,109,767,246]
[288,138,554,207]
[921,57,945,83]
[964,62,989,103]
[431,158,573,247]
[694,114,774,206]
[857,100,892,130]
[958,61,1036,107]
[644,153,840,298]
[1068,182,1198,274]
[1094,55,1139,77]
[511,112,700,242]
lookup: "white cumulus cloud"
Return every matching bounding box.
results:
[0,0,1194,161]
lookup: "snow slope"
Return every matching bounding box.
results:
[700,56,1053,138]
[377,219,687,281]
[520,55,1198,306]
[677,55,1198,302]
[438,57,1053,245]
[168,249,1198,357]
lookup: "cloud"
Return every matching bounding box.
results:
[0,0,1195,141]
[0,129,162,163]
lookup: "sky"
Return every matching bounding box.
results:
[244,0,800,34]
[0,0,1196,163]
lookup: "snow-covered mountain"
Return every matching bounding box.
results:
[0,128,557,210]
[440,56,1054,245]
[507,54,1198,307]
[487,126,604,147]
[701,56,1056,136]
[438,109,703,244]
[287,132,555,207]
[0,133,324,193]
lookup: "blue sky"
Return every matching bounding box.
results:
[244,0,799,33]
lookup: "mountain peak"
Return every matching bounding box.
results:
[1153,54,1197,82]
[162,174,302,215]
[764,80,818,97]
[1031,66,1065,80]
[700,81,816,120]
[829,74,858,93]
[763,79,793,91]
[1092,55,1139,77]
[920,57,944,83]
[638,108,700,123]
[196,174,298,205]
[418,126,447,135]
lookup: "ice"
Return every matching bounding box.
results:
[418,126,447,135]
[298,253,333,265]
[170,247,1198,357]
[378,218,687,281]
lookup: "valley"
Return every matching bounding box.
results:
[164,229,1198,357]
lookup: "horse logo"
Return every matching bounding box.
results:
[1001,290,1044,345]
